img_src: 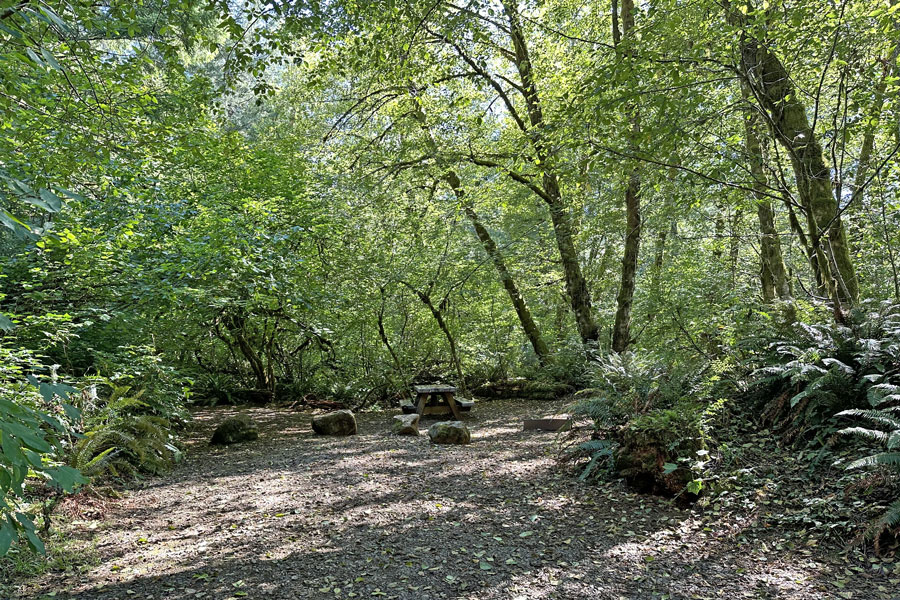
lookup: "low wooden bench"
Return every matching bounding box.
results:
[401,385,473,419]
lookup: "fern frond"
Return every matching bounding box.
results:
[846,452,900,470]
[837,409,900,430]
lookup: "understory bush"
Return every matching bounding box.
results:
[752,300,900,545]
[566,352,723,498]
[68,383,181,481]
[752,301,900,445]
[838,406,900,548]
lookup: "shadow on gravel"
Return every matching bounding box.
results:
[20,400,876,600]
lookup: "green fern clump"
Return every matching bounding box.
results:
[572,352,695,428]
[70,383,179,481]
[752,301,900,444]
[838,404,900,547]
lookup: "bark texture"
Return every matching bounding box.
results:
[611,0,641,353]
[739,36,859,304]
[503,1,600,344]
[743,96,791,301]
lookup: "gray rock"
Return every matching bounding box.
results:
[210,414,259,445]
[428,421,471,445]
[392,413,420,436]
[312,409,357,436]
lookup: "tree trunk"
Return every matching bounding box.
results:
[739,34,859,305]
[503,1,600,345]
[849,42,897,210]
[415,289,465,394]
[409,98,552,364]
[743,92,791,301]
[457,192,552,364]
[611,0,641,354]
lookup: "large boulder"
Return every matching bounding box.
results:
[312,410,357,436]
[392,414,420,436]
[211,414,259,445]
[428,421,471,445]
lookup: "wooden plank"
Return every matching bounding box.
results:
[413,385,457,394]
[523,418,572,432]
[443,391,461,420]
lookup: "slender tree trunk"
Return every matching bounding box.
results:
[456,189,552,364]
[713,204,725,261]
[647,222,672,322]
[377,287,403,373]
[417,290,465,393]
[738,33,859,304]
[743,92,791,301]
[503,1,600,345]
[409,99,552,364]
[611,0,641,354]
[729,208,742,290]
[850,37,898,211]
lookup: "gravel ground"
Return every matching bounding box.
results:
[14,399,897,600]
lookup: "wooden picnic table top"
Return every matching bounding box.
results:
[413,384,457,394]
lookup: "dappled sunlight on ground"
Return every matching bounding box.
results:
[15,398,894,599]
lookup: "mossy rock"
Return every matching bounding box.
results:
[311,410,357,436]
[211,414,259,445]
[428,421,471,445]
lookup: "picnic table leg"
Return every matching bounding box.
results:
[416,393,428,418]
[443,392,462,420]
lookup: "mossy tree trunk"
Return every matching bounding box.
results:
[611,0,642,353]
[743,89,791,301]
[739,36,859,305]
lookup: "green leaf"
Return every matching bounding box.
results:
[39,188,63,211]
[40,48,62,71]
[0,520,16,556]
[43,466,88,493]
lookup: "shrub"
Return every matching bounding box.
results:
[752,300,900,445]
[838,404,900,547]
[67,383,180,481]
[566,352,720,497]
[0,361,87,556]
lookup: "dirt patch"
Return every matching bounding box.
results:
[11,399,895,599]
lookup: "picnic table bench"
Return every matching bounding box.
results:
[401,385,473,419]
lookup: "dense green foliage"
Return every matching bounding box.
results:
[1,0,900,555]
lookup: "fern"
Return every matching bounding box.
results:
[69,384,177,482]
[753,301,900,444]
[840,405,900,545]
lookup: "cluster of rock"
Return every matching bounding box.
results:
[211,410,470,445]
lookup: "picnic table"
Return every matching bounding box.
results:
[401,385,473,419]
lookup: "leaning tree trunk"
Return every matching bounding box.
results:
[503,0,600,345]
[409,98,552,364]
[739,33,859,305]
[743,90,791,301]
[611,0,642,353]
[456,187,552,364]
[402,282,466,394]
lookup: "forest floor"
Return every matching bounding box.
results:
[10,398,900,600]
